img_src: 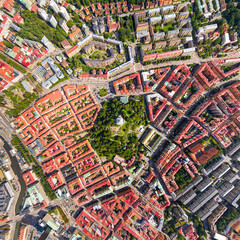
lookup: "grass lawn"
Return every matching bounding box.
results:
[163,22,174,32]
[89,50,108,60]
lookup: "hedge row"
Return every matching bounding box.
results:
[0,53,27,73]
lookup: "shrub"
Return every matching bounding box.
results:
[99,88,108,97]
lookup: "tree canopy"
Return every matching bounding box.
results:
[89,96,148,159]
[19,11,66,46]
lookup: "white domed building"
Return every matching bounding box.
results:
[116,116,124,125]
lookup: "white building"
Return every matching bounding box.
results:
[116,116,124,125]
[38,8,48,21]
[59,6,70,22]
[41,36,54,51]
[48,15,57,28]
[59,19,69,33]
[197,24,218,35]
[221,32,230,46]
[49,0,59,13]
[37,0,46,7]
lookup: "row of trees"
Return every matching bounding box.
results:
[0,53,26,73]
[32,165,57,200]
[11,135,57,200]
[11,135,36,164]
[66,0,143,7]
[144,55,191,65]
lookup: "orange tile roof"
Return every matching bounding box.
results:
[69,28,81,39]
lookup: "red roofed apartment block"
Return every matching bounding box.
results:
[0,79,8,91]
[68,178,83,195]
[229,81,240,101]
[85,204,119,228]
[12,116,27,131]
[85,15,92,21]
[47,172,63,190]
[155,142,180,170]
[65,45,80,58]
[84,7,90,15]
[87,179,111,197]
[42,159,58,174]
[115,221,142,240]
[192,99,228,131]
[73,190,92,206]
[109,170,130,188]
[2,0,14,12]
[54,153,70,169]
[160,151,193,193]
[67,140,93,163]
[113,73,143,95]
[102,195,128,218]
[104,3,109,10]
[62,84,89,100]
[173,77,204,110]
[142,67,171,92]
[45,141,64,158]
[154,103,183,134]
[212,121,240,148]
[69,92,96,114]
[21,126,37,145]
[150,193,170,210]
[76,104,100,130]
[133,197,160,219]
[0,14,9,25]
[142,49,183,62]
[52,116,82,139]
[31,5,39,12]
[90,4,95,12]
[0,61,19,82]
[12,14,24,24]
[182,224,199,240]
[214,88,240,115]
[103,161,121,176]
[80,166,107,188]
[146,93,168,122]
[188,142,219,164]
[174,119,208,148]
[21,107,39,125]
[22,170,36,186]
[75,210,109,240]
[194,62,220,89]
[30,117,48,136]
[42,103,75,127]
[125,209,159,240]
[74,153,100,176]
[118,188,139,206]
[34,90,64,115]
[96,2,102,10]
[38,130,57,149]
[159,64,191,99]
[209,59,240,79]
